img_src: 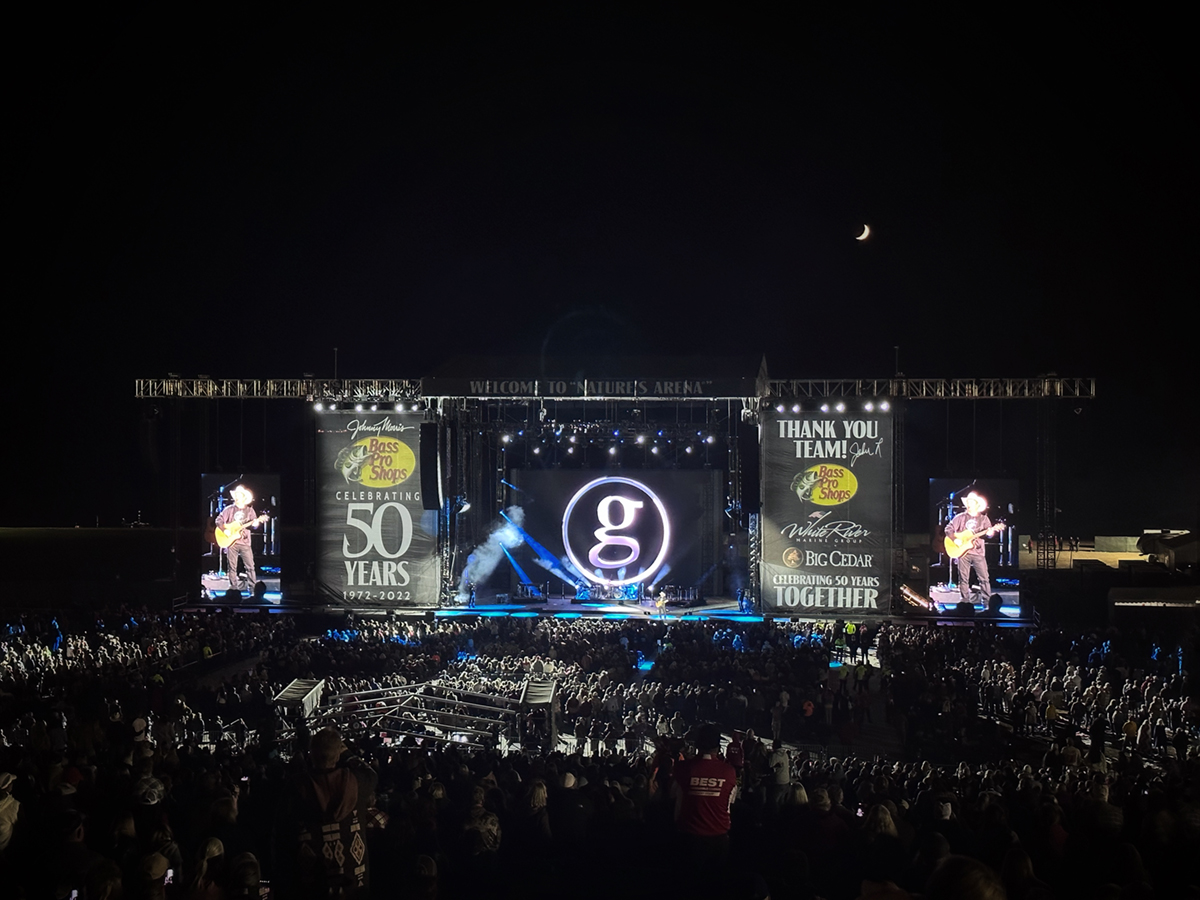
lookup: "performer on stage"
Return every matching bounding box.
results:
[944,491,1004,604]
[215,485,264,593]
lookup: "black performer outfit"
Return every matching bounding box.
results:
[946,510,993,603]
[216,503,258,592]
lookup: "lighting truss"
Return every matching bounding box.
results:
[766,377,1096,400]
[135,378,422,402]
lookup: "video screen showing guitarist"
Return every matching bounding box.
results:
[944,491,1005,604]
[214,484,267,594]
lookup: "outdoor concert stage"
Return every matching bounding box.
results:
[133,366,1093,621]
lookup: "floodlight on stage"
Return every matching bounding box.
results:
[370,404,377,411]
[651,446,659,455]
[608,446,617,455]
[501,434,511,443]
[355,404,363,412]
[685,445,693,454]
[394,403,403,412]
[864,401,874,412]
[776,404,785,413]
[880,401,890,411]
[314,402,324,411]
[636,435,645,444]
[792,404,801,413]
[835,402,846,413]
[706,435,715,444]
[533,447,541,455]
[820,403,829,413]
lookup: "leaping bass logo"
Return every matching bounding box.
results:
[562,476,671,587]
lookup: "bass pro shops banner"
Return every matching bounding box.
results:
[761,408,892,617]
[317,411,439,607]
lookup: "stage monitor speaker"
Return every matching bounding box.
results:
[420,422,440,509]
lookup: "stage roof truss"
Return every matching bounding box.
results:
[767,377,1095,400]
[138,377,1094,402]
[135,378,422,401]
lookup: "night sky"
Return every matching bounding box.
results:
[9,8,1197,533]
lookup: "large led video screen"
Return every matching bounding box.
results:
[201,473,280,603]
[505,469,724,599]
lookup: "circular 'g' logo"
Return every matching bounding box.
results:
[562,477,671,587]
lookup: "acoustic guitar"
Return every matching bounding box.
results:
[944,521,1006,559]
[214,513,269,549]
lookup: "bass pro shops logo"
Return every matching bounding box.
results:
[790,464,858,507]
[336,437,416,488]
[562,476,671,587]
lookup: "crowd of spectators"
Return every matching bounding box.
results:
[2,605,1199,899]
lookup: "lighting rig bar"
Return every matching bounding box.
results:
[136,377,1095,402]
[484,422,724,439]
[135,378,421,402]
[767,377,1096,400]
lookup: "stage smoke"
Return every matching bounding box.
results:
[456,507,525,601]
[531,556,577,586]
[648,563,673,591]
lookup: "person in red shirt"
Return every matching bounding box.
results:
[672,724,738,865]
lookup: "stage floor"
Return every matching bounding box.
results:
[429,593,760,620]
[928,584,1022,617]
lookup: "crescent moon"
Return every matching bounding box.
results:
[856,224,870,241]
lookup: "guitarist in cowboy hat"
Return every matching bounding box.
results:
[944,491,1004,606]
[214,484,267,593]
